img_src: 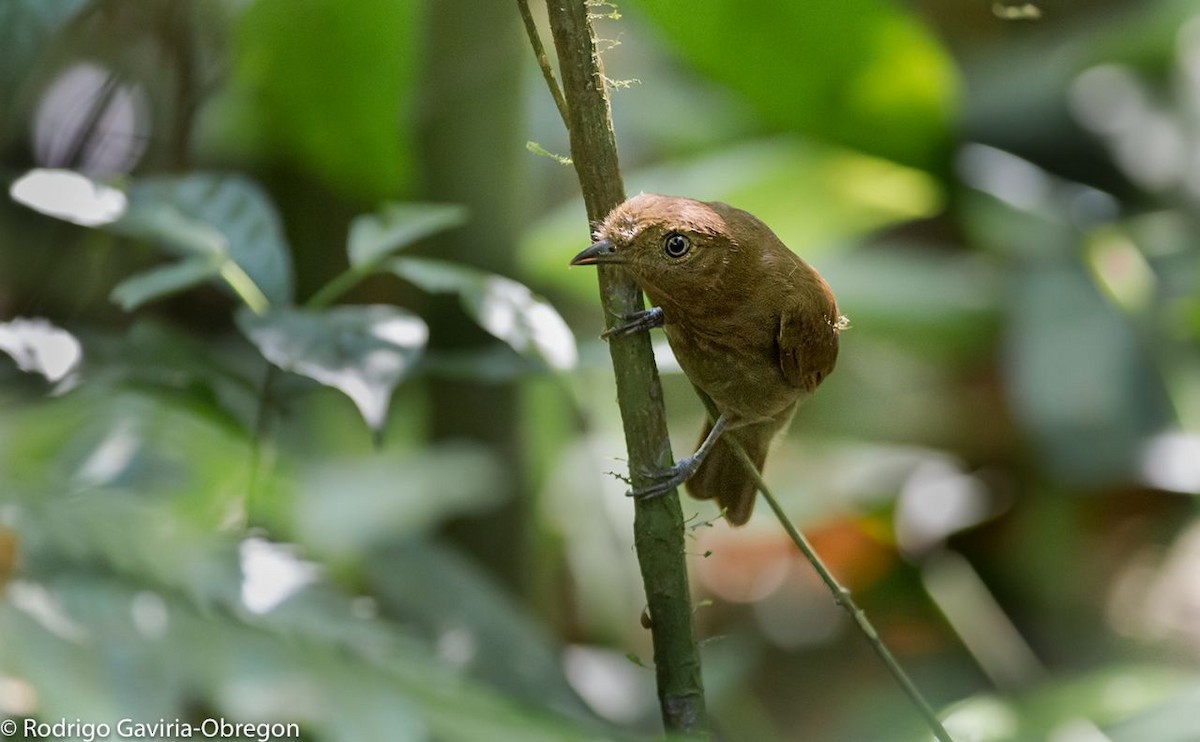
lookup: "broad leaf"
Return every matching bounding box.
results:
[632,0,957,168]
[236,305,428,432]
[389,257,577,371]
[110,257,222,312]
[348,203,468,268]
[114,174,295,309]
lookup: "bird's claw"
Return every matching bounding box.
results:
[602,306,664,340]
[625,414,729,500]
[626,453,703,500]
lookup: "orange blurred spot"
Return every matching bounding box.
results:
[806,518,896,591]
[696,517,897,603]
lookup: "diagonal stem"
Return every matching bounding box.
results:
[516,0,569,128]
[693,393,954,742]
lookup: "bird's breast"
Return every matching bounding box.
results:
[663,316,801,426]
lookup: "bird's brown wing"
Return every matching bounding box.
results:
[778,296,840,392]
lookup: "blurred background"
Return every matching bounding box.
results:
[2,0,1200,740]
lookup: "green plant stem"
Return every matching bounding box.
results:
[516,0,569,128]
[243,213,362,522]
[533,0,708,734]
[244,362,278,516]
[305,265,367,309]
[692,393,954,742]
[220,260,270,315]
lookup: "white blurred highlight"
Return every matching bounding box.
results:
[0,675,37,716]
[1069,41,1200,200]
[477,276,578,370]
[1069,65,1147,137]
[75,419,139,487]
[370,314,430,348]
[923,552,1044,690]
[10,169,127,226]
[7,581,87,641]
[752,564,842,648]
[0,317,83,383]
[239,537,319,615]
[436,625,477,667]
[942,695,1020,741]
[1110,522,1200,650]
[1047,718,1111,742]
[895,459,991,556]
[652,337,682,373]
[563,645,653,723]
[1140,432,1200,494]
[957,144,1052,212]
[130,591,169,638]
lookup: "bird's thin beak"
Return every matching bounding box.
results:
[569,239,622,266]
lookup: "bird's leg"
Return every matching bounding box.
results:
[601,306,664,339]
[628,414,729,500]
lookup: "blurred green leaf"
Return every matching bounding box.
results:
[16,496,242,605]
[0,0,86,101]
[200,0,420,200]
[962,0,1200,158]
[290,446,500,559]
[2,420,602,740]
[819,245,1001,358]
[961,165,1175,482]
[418,346,553,383]
[109,256,222,311]
[1,390,251,530]
[1107,683,1200,742]
[941,665,1196,742]
[1006,260,1173,484]
[519,138,943,301]
[113,174,295,309]
[0,571,609,742]
[390,257,578,371]
[348,203,468,269]
[87,321,263,434]
[236,305,428,433]
[632,1,957,168]
[369,540,595,720]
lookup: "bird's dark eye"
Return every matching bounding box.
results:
[663,232,691,258]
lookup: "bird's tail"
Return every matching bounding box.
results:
[686,422,770,526]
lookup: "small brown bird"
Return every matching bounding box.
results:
[571,194,845,525]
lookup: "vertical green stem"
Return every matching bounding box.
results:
[534,0,707,733]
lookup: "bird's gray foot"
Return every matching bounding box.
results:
[626,414,729,500]
[602,306,664,340]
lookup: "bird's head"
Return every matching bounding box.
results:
[569,194,742,301]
